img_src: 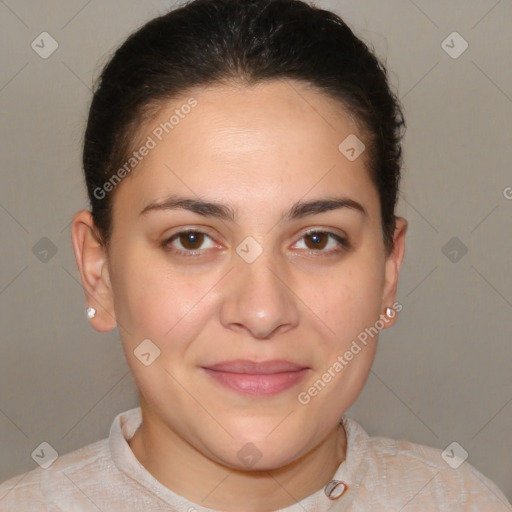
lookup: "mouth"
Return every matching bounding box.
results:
[201,359,310,397]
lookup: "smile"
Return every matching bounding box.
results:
[201,360,310,397]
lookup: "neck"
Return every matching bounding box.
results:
[128,400,347,512]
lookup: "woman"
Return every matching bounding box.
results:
[0,0,509,510]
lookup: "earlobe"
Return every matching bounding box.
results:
[381,217,408,329]
[71,210,117,332]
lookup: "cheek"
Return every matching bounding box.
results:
[306,259,385,348]
[294,264,384,425]
[110,251,216,402]
[302,269,381,393]
[110,246,219,348]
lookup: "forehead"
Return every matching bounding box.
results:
[113,80,378,218]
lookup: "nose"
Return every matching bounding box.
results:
[219,247,300,339]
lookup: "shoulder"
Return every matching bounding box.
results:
[0,438,112,510]
[343,417,511,510]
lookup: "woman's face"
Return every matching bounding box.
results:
[77,80,406,470]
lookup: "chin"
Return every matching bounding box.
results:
[209,431,306,472]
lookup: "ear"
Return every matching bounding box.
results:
[71,210,117,332]
[381,217,407,329]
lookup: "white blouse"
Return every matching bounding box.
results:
[0,407,510,511]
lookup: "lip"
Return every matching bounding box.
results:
[201,359,310,397]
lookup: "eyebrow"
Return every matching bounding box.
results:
[139,194,367,221]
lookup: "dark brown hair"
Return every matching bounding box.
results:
[83,0,405,251]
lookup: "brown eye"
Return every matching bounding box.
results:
[163,230,216,256]
[293,230,349,255]
[304,232,329,250]
[177,231,205,250]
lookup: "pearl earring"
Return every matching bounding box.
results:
[86,307,97,319]
[385,307,395,319]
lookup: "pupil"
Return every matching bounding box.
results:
[182,232,202,249]
[307,233,326,250]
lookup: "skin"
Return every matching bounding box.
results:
[71,79,407,511]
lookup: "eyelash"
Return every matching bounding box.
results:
[161,229,350,258]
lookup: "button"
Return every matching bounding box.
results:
[324,479,348,500]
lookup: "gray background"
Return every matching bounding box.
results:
[0,0,511,504]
